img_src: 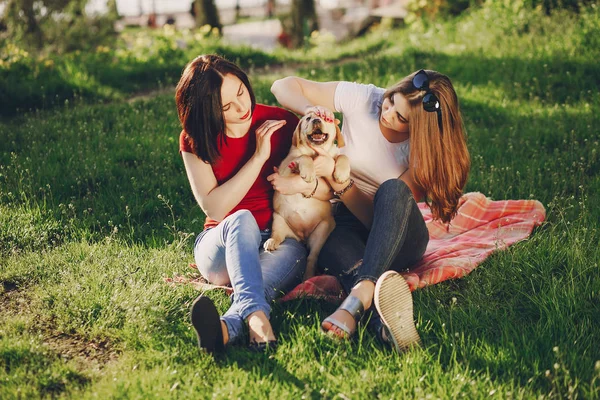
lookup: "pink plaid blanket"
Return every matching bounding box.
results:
[164,193,546,303]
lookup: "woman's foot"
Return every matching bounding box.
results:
[190,296,229,354]
[322,281,375,338]
[247,311,277,349]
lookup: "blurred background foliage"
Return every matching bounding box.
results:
[0,0,598,116]
[0,0,120,52]
[407,0,597,19]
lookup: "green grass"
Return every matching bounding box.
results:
[1,3,600,399]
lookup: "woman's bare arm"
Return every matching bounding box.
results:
[182,119,286,222]
[182,152,266,222]
[271,77,339,115]
[267,170,333,201]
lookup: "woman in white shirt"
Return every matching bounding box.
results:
[270,70,470,351]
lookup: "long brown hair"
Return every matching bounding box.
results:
[175,54,256,163]
[384,70,470,223]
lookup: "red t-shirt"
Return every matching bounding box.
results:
[180,104,298,230]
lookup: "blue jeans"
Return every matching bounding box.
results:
[194,210,307,344]
[318,179,429,327]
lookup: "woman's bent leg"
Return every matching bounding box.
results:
[356,179,429,284]
[317,180,429,338]
[194,210,269,344]
[356,179,429,345]
[317,203,368,294]
[317,204,369,336]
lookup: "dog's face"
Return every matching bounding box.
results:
[293,111,345,150]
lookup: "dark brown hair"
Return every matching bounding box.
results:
[175,54,256,163]
[384,70,470,223]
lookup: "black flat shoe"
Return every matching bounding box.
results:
[375,324,393,348]
[190,296,225,354]
[248,339,278,353]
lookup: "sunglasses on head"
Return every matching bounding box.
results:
[412,69,443,133]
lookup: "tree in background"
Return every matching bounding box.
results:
[2,0,60,48]
[0,0,118,52]
[266,0,275,18]
[106,0,119,20]
[192,0,222,34]
[288,0,318,47]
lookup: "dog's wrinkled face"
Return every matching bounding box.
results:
[294,112,338,149]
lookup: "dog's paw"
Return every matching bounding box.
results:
[333,169,351,184]
[299,165,316,183]
[333,166,351,184]
[333,155,351,184]
[263,238,279,252]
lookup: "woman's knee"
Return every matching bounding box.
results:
[228,209,258,226]
[193,245,230,285]
[223,210,261,243]
[205,269,231,286]
[375,179,412,206]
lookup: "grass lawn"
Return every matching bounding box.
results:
[1,4,599,399]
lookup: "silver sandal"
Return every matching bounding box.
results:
[322,295,365,338]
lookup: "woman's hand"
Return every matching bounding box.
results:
[267,167,312,195]
[304,105,334,123]
[254,120,287,163]
[309,144,335,181]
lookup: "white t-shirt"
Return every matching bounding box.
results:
[334,81,410,199]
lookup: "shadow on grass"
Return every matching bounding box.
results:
[302,49,600,106]
[404,50,599,105]
[0,45,279,118]
[178,298,328,396]
[218,351,314,395]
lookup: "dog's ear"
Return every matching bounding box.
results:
[334,119,345,148]
[292,119,302,147]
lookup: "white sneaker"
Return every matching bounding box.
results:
[374,271,421,352]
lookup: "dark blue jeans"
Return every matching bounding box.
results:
[318,179,429,329]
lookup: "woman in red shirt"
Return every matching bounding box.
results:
[176,55,330,353]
